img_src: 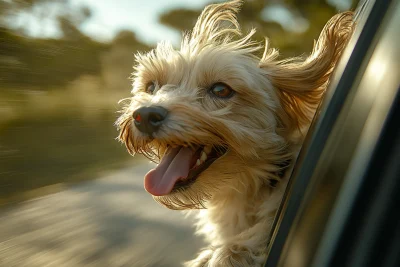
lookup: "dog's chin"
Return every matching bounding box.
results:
[153,181,210,210]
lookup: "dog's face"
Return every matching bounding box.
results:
[117,0,351,209]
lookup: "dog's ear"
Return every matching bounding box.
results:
[189,0,243,46]
[260,12,354,134]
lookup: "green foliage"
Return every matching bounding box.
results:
[159,0,359,57]
[0,0,358,89]
[0,1,150,90]
[0,28,107,88]
[159,9,201,33]
[0,0,68,17]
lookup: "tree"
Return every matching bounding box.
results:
[0,1,149,90]
[159,0,358,57]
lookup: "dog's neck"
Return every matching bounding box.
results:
[197,157,292,247]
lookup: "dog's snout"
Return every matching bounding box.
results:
[133,106,168,135]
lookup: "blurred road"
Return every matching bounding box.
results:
[0,161,203,267]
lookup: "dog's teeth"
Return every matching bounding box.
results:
[204,145,212,155]
[200,151,207,162]
[195,159,201,167]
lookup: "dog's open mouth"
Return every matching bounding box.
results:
[144,145,227,196]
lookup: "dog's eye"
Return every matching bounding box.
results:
[146,82,156,94]
[209,83,234,98]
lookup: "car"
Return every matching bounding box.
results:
[264,0,399,266]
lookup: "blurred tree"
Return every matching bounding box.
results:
[101,30,150,92]
[57,5,92,40]
[0,0,359,90]
[57,16,88,41]
[0,26,107,88]
[0,0,61,13]
[159,9,200,33]
[0,0,149,90]
[159,0,358,57]
[0,0,68,28]
[112,30,149,50]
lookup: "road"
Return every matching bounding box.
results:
[0,161,203,267]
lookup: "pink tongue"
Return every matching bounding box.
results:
[144,146,194,196]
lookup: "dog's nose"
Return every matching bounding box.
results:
[132,106,168,135]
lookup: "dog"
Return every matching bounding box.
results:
[116,1,354,266]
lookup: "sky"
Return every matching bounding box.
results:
[11,0,217,46]
[70,0,217,45]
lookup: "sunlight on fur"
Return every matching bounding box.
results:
[116,0,354,266]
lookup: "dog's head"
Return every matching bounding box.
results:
[116,0,353,209]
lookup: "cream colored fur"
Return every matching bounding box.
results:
[116,1,354,266]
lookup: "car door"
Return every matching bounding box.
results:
[264,0,400,266]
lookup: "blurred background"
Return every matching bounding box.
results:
[0,0,358,266]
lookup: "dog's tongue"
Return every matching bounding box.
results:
[144,146,194,196]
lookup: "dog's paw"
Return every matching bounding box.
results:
[185,246,266,267]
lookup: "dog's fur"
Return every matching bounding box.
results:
[116,1,354,266]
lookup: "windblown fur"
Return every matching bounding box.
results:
[116,1,354,266]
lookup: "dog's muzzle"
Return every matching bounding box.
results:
[133,106,168,135]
